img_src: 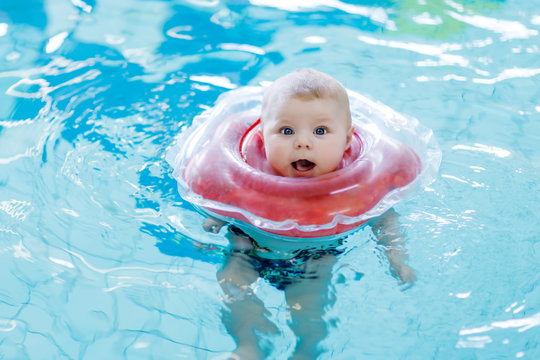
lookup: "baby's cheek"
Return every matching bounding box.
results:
[324,151,345,172]
[267,139,287,157]
[266,145,286,167]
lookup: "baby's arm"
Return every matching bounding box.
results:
[371,209,417,284]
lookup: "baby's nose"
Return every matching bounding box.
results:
[294,135,312,149]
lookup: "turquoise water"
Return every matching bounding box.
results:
[1,0,539,358]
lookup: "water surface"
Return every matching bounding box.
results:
[1,0,539,358]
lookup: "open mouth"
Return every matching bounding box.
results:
[292,159,316,172]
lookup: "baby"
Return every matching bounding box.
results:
[206,69,415,359]
[259,68,354,177]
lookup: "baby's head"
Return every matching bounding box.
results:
[260,69,353,177]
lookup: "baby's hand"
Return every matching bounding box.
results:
[395,264,417,285]
[203,217,227,233]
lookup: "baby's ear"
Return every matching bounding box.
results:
[345,126,354,149]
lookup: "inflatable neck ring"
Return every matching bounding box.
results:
[167,87,441,244]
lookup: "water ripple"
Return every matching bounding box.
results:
[447,11,538,40]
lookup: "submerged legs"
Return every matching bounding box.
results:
[215,223,338,359]
[284,254,337,360]
[217,234,277,359]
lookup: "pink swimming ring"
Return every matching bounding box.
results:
[167,87,441,240]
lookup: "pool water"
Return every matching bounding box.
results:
[1,0,539,358]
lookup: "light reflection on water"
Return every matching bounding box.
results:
[0,0,539,358]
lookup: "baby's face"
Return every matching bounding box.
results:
[260,96,353,177]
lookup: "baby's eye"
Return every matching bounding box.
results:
[314,127,327,135]
[280,127,294,135]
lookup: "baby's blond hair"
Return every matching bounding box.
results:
[261,69,351,125]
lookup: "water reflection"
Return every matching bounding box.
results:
[390,0,507,38]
